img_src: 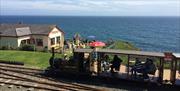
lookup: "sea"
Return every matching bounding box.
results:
[0,16,180,53]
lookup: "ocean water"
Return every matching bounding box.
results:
[0,16,180,53]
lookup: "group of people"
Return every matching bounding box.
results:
[101,55,157,79]
[101,55,123,73]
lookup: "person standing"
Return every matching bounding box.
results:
[111,55,123,73]
[101,55,110,72]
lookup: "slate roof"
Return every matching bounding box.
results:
[0,24,64,37]
[16,27,31,36]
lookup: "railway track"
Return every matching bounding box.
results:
[0,63,103,91]
[0,63,43,71]
[0,78,66,91]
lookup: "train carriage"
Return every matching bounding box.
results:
[46,48,180,87]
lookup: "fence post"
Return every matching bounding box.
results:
[158,57,164,84]
[127,55,130,79]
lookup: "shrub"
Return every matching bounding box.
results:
[20,44,35,51]
[0,46,17,50]
[0,46,9,50]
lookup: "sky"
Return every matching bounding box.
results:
[0,0,180,16]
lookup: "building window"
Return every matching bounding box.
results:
[56,36,60,44]
[21,40,26,45]
[27,39,30,44]
[36,39,43,46]
[51,38,55,45]
[30,38,35,44]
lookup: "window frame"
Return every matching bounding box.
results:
[51,38,55,45]
[36,39,43,46]
[56,36,61,44]
[21,40,26,45]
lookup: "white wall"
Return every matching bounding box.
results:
[48,27,62,38]
[0,27,64,51]
[17,36,31,47]
[48,27,64,50]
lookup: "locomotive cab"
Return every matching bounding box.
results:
[46,48,92,76]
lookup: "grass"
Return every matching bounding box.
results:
[0,50,63,69]
[111,40,139,50]
[0,40,139,69]
[107,40,139,64]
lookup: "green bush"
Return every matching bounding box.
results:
[20,44,35,51]
[0,46,17,50]
[0,46,9,50]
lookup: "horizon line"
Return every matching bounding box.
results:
[1,15,180,17]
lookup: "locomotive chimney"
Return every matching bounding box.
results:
[52,47,55,57]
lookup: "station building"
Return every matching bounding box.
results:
[0,24,64,51]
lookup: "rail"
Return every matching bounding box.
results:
[0,63,103,91]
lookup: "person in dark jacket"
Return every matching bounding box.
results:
[143,58,156,79]
[131,58,156,79]
[131,58,143,77]
[110,55,123,73]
